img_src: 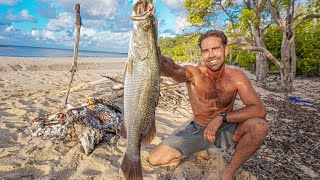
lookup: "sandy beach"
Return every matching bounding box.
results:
[0,56,319,179]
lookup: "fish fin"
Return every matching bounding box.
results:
[124,59,134,79]
[121,153,143,180]
[127,59,134,77]
[123,61,128,82]
[141,120,156,147]
[120,120,127,139]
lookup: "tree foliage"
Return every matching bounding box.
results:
[159,34,201,62]
[295,21,320,76]
[160,20,319,77]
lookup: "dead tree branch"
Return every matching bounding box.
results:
[63,3,82,107]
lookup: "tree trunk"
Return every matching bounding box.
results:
[312,0,318,26]
[289,34,296,90]
[253,24,268,85]
[279,31,296,92]
[255,52,268,85]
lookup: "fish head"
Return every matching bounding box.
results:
[131,0,157,39]
[129,0,158,61]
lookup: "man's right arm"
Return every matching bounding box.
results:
[160,55,191,83]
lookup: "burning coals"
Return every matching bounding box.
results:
[30,98,123,155]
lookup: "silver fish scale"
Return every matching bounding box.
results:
[121,2,160,179]
[124,57,160,134]
[121,7,160,178]
[123,36,160,161]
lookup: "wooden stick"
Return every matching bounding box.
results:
[101,75,123,84]
[160,83,180,91]
[63,3,82,107]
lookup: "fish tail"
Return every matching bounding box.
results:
[120,120,127,139]
[121,153,143,180]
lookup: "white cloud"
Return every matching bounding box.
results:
[31,30,41,40]
[58,0,119,19]
[6,10,37,23]
[82,30,131,52]
[31,30,38,36]
[0,0,188,52]
[47,12,73,31]
[29,29,73,43]
[175,16,192,34]
[0,0,21,5]
[132,0,184,9]
[81,28,97,39]
[26,27,130,52]
[20,10,36,22]
[44,30,55,40]
[5,25,15,32]
[160,0,184,9]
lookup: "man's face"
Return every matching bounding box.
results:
[200,36,227,72]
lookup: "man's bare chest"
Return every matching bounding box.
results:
[188,80,237,108]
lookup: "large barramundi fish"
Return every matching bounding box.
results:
[121,0,160,179]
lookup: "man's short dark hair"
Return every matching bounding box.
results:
[198,30,227,48]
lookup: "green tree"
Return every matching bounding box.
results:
[184,0,320,91]
[266,0,320,91]
[159,34,201,62]
[185,0,272,86]
[295,21,320,76]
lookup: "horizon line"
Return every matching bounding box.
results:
[0,44,128,54]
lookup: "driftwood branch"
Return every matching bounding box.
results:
[101,75,123,84]
[63,3,82,106]
[160,83,180,91]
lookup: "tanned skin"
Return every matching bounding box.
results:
[148,36,268,179]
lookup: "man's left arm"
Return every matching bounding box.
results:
[226,72,266,123]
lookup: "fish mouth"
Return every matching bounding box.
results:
[131,3,155,21]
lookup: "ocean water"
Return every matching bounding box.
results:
[0,45,128,57]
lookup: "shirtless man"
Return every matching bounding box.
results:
[149,30,268,179]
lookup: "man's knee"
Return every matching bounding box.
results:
[252,118,268,137]
[149,144,181,166]
[246,118,268,146]
[232,118,268,142]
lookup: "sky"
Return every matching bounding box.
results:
[0,0,191,53]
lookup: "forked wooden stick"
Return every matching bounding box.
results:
[63,3,82,107]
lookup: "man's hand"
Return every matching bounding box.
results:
[204,116,223,142]
[142,0,153,3]
[142,0,153,8]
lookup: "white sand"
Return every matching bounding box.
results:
[0,56,318,179]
